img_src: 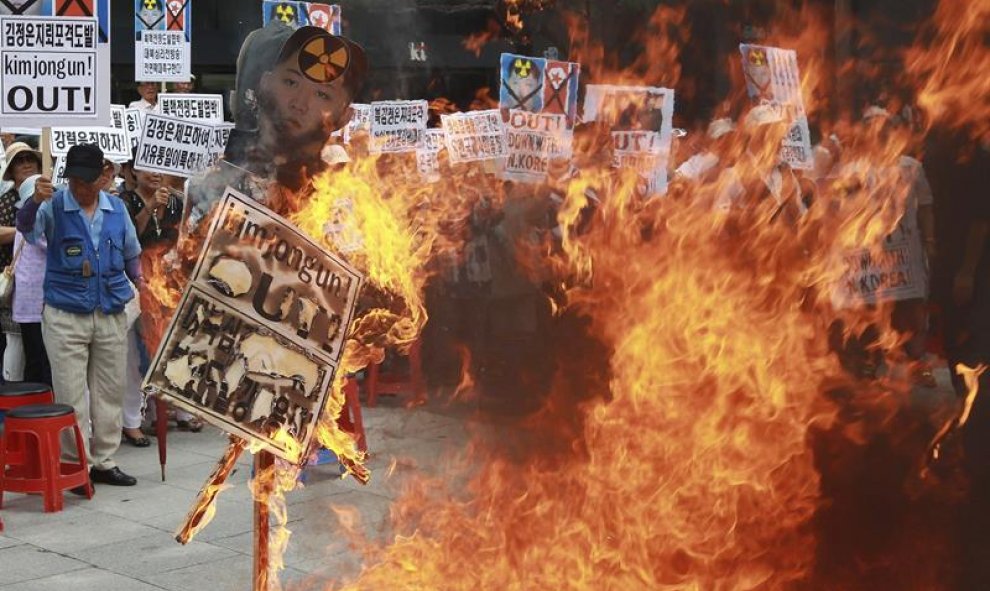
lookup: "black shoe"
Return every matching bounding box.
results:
[68,485,90,496]
[89,467,137,486]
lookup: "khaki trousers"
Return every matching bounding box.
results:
[42,305,127,471]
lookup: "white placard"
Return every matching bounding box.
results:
[416,128,445,183]
[125,107,145,150]
[51,104,131,161]
[207,122,234,168]
[158,93,224,123]
[832,230,927,308]
[440,110,508,164]
[369,100,428,153]
[501,110,572,183]
[0,16,111,127]
[133,113,213,178]
[134,0,192,83]
[739,44,814,170]
[51,155,66,187]
[584,85,675,195]
[343,102,371,144]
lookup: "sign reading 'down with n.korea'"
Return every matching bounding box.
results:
[440,109,508,164]
[501,110,571,183]
[0,16,105,126]
[134,112,212,177]
[159,93,223,122]
[369,100,427,153]
[831,228,927,309]
[143,188,362,463]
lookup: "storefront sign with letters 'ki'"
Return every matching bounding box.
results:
[142,188,363,463]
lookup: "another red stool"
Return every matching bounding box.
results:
[0,382,55,481]
[0,404,93,513]
[366,339,426,407]
[336,377,367,453]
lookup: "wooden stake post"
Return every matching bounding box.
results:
[253,450,275,591]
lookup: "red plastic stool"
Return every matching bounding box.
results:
[0,404,93,513]
[0,383,55,480]
[336,377,367,453]
[366,339,426,407]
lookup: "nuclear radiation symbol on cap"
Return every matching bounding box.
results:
[512,58,535,78]
[274,3,296,24]
[298,34,349,84]
[748,48,767,66]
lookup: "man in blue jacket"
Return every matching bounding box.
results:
[17,144,144,488]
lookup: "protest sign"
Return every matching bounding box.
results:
[143,188,362,463]
[125,107,144,149]
[159,93,224,122]
[133,112,213,177]
[440,109,508,164]
[831,230,927,309]
[500,53,545,112]
[369,100,428,154]
[206,121,233,168]
[343,102,370,144]
[584,84,676,195]
[501,110,572,183]
[50,104,130,161]
[416,128,444,183]
[135,0,192,82]
[0,15,112,126]
[51,154,66,185]
[541,59,580,123]
[739,44,813,170]
[262,1,340,35]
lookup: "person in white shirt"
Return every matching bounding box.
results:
[128,81,159,112]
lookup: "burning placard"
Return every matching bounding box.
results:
[499,53,544,112]
[440,109,508,164]
[143,188,362,463]
[158,93,224,122]
[583,84,676,195]
[739,44,813,170]
[50,104,131,161]
[134,0,192,83]
[262,1,341,35]
[133,112,213,177]
[831,226,927,309]
[206,122,233,168]
[369,99,428,154]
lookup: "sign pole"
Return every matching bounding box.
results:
[41,127,52,177]
[253,450,274,591]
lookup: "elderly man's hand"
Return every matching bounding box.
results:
[33,177,54,204]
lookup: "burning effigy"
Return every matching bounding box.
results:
[122,2,989,590]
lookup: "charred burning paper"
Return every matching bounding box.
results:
[143,188,362,463]
[583,85,676,196]
[739,44,814,170]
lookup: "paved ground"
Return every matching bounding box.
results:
[0,363,960,591]
[0,399,471,591]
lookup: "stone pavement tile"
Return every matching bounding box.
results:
[67,531,238,579]
[0,544,89,586]
[0,567,166,591]
[126,446,231,480]
[0,535,22,550]
[140,554,254,591]
[3,509,161,554]
[285,552,363,589]
[84,481,199,521]
[141,498,256,543]
[0,495,96,531]
[140,460,251,495]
